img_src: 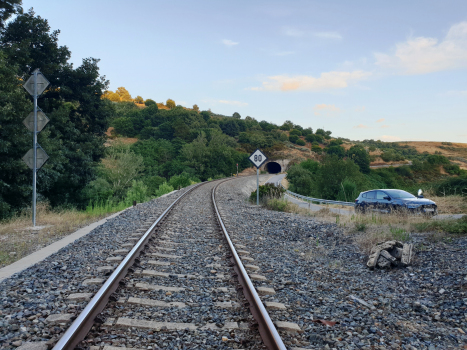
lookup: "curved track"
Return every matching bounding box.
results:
[52,179,285,350]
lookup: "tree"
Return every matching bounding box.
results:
[347,145,370,174]
[0,0,22,28]
[280,120,293,131]
[0,52,32,219]
[289,135,299,143]
[305,134,316,143]
[1,9,112,208]
[99,146,144,199]
[232,112,241,119]
[144,99,156,106]
[116,87,132,102]
[192,104,199,112]
[134,95,144,104]
[166,99,175,109]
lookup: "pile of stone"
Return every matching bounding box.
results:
[367,240,413,269]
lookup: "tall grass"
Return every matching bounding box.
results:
[85,199,130,216]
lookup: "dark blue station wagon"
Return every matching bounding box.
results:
[355,189,437,215]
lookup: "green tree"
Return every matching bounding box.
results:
[99,146,144,199]
[347,145,370,174]
[0,52,32,219]
[289,135,299,143]
[166,98,175,109]
[134,95,144,104]
[192,104,199,112]
[1,9,112,208]
[144,99,156,106]
[0,0,22,28]
[232,112,241,119]
[280,120,293,131]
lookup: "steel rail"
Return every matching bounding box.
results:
[52,182,206,350]
[212,181,287,350]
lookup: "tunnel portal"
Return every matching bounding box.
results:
[266,161,282,174]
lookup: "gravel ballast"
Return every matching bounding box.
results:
[215,176,467,350]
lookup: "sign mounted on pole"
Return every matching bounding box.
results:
[248,149,268,206]
[248,149,268,169]
[22,147,49,170]
[23,70,49,96]
[23,110,49,132]
[22,68,50,227]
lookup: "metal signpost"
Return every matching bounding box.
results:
[248,149,268,205]
[22,69,50,226]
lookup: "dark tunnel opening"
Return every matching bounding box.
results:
[266,162,281,174]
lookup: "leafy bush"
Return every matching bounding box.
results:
[305,134,316,143]
[83,178,114,203]
[289,129,302,136]
[144,99,156,106]
[125,180,149,205]
[289,135,299,143]
[444,164,461,175]
[249,184,285,202]
[155,182,174,197]
[311,145,322,154]
[296,139,306,146]
[166,99,176,109]
[264,198,289,212]
[169,172,197,189]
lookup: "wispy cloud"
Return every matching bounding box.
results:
[375,21,467,74]
[355,106,366,112]
[380,125,390,128]
[353,124,369,129]
[219,100,248,106]
[250,70,371,92]
[376,118,385,123]
[380,135,402,142]
[313,31,342,40]
[222,39,238,47]
[313,104,341,116]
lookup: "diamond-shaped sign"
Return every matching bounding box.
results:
[249,149,268,168]
[22,147,49,170]
[23,71,50,96]
[23,111,49,132]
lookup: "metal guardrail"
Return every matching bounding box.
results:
[280,184,356,207]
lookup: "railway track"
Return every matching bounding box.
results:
[53,179,287,350]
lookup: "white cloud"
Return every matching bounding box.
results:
[222,39,238,47]
[375,21,467,74]
[376,118,385,123]
[353,124,369,129]
[219,100,248,106]
[313,104,341,116]
[313,31,342,40]
[380,125,390,129]
[251,70,371,92]
[380,135,402,142]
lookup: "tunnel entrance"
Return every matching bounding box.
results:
[266,162,281,174]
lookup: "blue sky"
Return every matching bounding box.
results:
[21,0,467,142]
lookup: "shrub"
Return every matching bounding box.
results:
[289,135,299,143]
[444,164,461,175]
[83,178,114,203]
[249,184,285,203]
[296,139,306,146]
[169,172,192,190]
[155,182,174,197]
[311,145,322,154]
[125,180,148,205]
[412,216,467,234]
[305,134,316,143]
[264,198,289,212]
[134,96,144,104]
[144,99,156,106]
[289,129,302,136]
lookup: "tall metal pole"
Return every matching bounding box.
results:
[256,168,259,205]
[32,70,38,227]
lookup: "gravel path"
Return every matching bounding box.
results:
[216,176,467,350]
